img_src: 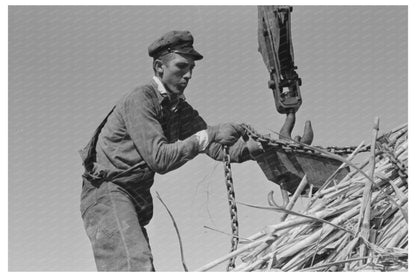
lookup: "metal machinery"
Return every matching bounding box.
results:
[258,6,302,114]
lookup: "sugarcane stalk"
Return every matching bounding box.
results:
[396,143,408,159]
[317,181,355,200]
[386,195,408,224]
[203,225,252,243]
[389,123,407,134]
[344,160,370,181]
[378,195,407,221]
[320,232,352,264]
[235,248,279,271]
[378,219,406,247]
[195,236,269,271]
[242,235,277,261]
[323,183,364,201]
[298,255,391,272]
[280,183,289,204]
[262,234,302,260]
[373,202,406,245]
[272,227,339,266]
[156,192,188,272]
[282,229,346,271]
[237,201,353,234]
[397,235,408,249]
[385,227,407,248]
[377,217,403,246]
[203,123,407,272]
[239,224,342,272]
[307,229,329,268]
[358,117,379,264]
[311,140,366,202]
[267,255,276,270]
[281,175,308,221]
[245,213,327,242]
[332,236,360,262]
[242,234,314,270]
[388,179,407,204]
[315,179,354,197]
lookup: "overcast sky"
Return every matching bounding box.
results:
[8,5,407,271]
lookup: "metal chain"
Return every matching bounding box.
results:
[219,124,373,270]
[241,123,371,155]
[218,123,405,272]
[223,145,239,271]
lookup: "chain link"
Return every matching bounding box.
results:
[223,145,239,271]
[219,124,405,272]
[220,124,372,270]
[241,123,371,155]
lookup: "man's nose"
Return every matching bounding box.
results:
[183,69,192,80]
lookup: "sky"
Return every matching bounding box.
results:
[8,5,407,272]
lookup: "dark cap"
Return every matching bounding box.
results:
[148,30,203,60]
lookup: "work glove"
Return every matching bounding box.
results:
[206,123,245,146]
[245,136,265,160]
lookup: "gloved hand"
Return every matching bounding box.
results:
[245,136,265,160]
[207,123,244,146]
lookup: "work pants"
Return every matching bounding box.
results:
[80,178,155,271]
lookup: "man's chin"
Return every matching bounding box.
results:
[166,85,186,96]
[174,87,186,95]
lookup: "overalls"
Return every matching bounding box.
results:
[79,107,156,271]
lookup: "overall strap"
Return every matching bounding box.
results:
[79,106,116,172]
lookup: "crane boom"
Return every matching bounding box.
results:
[258,6,302,114]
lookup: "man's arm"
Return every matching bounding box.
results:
[123,89,201,174]
[179,102,253,163]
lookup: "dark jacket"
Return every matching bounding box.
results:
[80,79,251,225]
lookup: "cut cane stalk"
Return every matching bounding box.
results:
[281,175,309,221]
[199,123,407,272]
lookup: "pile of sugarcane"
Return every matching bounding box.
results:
[198,122,407,272]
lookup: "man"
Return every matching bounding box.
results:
[79,30,311,271]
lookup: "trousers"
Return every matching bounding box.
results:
[80,178,155,271]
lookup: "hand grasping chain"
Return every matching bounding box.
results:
[221,112,315,271]
[221,113,370,270]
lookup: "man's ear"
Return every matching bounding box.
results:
[154,59,164,76]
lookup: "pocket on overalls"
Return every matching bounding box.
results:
[82,184,119,241]
[82,206,100,240]
[96,207,120,240]
[94,182,128,239]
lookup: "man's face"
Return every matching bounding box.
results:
[159,53,195,95]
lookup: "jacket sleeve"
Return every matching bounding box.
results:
[123,89,201,174]
[178,102,252,163]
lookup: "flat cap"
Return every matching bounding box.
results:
[148,30,203,60]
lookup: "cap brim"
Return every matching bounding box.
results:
[173,48,203,61]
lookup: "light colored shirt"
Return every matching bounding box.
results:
[152,76,185,111]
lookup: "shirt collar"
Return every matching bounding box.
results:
[151,76,185,112]
[152,76,186,101]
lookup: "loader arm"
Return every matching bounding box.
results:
[258,6,302,114]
